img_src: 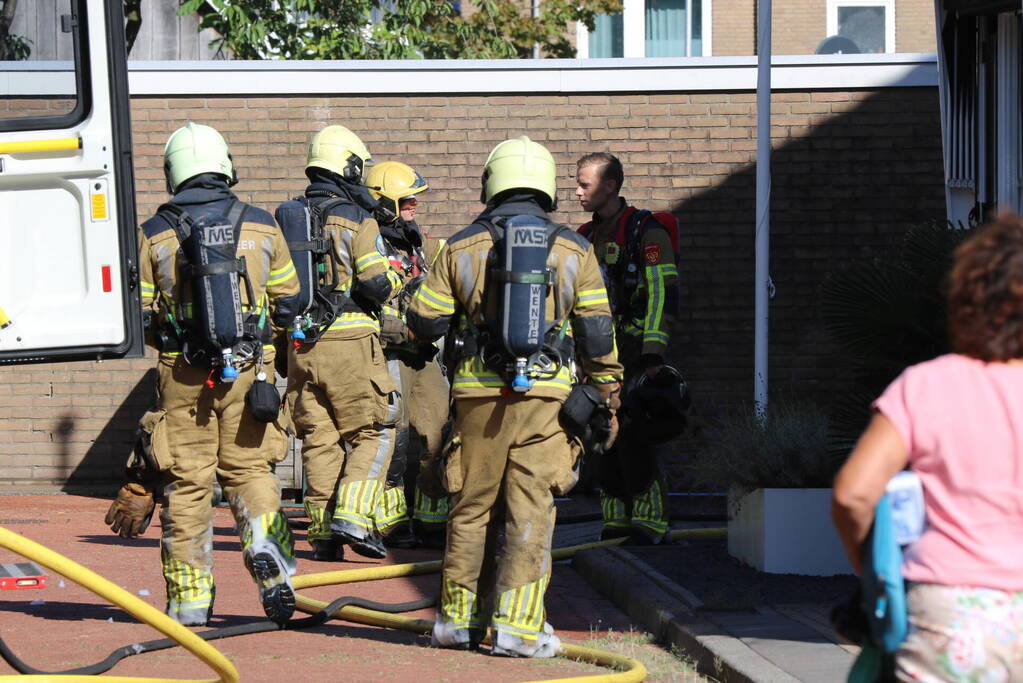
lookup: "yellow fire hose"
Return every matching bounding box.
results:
[0,524,725,683]
[0,525,238,683]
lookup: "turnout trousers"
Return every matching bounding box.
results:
[374,356,451,535]
[289,334,399,544]
[598,355,670,543]
[433,396,576,656]
[156,353,294,623]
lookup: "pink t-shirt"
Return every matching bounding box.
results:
[874,353,1023,591]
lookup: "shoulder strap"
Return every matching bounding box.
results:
[307,196,350,231]
[156,202,193,245]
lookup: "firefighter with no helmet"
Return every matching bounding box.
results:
[363,161,451,549]
[274,125,403,562]
[107,122,300,627]
[575,152,685,545]
[407,136,624,656]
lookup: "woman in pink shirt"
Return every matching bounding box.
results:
[833,213,1023,682]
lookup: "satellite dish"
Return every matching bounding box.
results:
[816,35,861,54]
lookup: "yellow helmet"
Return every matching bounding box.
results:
[481,136,557,210]
[163,122,237,194]
[306,125,372,183]
[365,161,428,223]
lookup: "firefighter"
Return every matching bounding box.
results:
[363,161,451,549]
[574,152,681,544]
[407,136,623,657]
[276,125,403,562]
[111,122,300,626]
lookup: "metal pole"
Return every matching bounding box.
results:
[754,0,772,418]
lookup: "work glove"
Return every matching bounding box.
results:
[417,456,447,500]
[380,313,408,346]
[104,482,156,539]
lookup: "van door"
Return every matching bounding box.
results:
[0,0,142,364]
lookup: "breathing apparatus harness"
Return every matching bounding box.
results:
[444,214,576,393]
[154,200,270,386]
[584,208,679,326]
[277,190,375,345]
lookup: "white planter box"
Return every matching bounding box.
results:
[727,488,853,576]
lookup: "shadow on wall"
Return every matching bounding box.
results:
[59,368,157,496]
[663,87,944,418]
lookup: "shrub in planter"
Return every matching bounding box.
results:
[685,399,851,575]
[683,398,838,497]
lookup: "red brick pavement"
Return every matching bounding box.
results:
[0,495,641,682]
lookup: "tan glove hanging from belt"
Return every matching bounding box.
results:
[104,481,156,539]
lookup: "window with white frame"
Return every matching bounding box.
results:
[825,0,895,54]
[578,0,711,58]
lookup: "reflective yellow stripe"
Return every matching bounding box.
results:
[439,576,483,629]
[386,269,403,290]
[374,486,409,532]
[266,261,296,286]
[576,288,609,307]
[327,311,380,332]
[140,280,156,294]
[452,357,573,391]
[492,573,551,638]
[356,252,387,272]
[333,479,384,531]
[644,262,666,335]
[415,283,456,314]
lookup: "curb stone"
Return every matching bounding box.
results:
[572,546,800,683]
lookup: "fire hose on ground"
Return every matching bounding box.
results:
[0,525,726,683]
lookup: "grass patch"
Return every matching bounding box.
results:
[582,627,712,681]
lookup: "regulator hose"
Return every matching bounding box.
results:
[0,594,435,677]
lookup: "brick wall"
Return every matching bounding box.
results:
[713,0,935,56]
[0,85,946,490]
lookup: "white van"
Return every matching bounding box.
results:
[0,0,142,364]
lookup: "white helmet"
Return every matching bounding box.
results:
[163,122,236,194]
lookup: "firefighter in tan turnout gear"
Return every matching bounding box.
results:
[407,137,624,657]
[275,125,403,562]
[363,161,451,549]
[119,122,300,627]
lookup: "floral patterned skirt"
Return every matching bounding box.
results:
[897,582,1023,682]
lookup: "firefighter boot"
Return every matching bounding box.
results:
[311,538,344,562]
[242,511,297,624]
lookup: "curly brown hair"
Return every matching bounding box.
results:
[948,212,1023,361]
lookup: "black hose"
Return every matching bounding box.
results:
[0,594,435,676]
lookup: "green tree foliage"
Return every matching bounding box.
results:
[0,0,31,60]
[178,0,622,60]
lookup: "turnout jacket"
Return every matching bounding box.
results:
[138,175,300,354]
[578,197,678,363]
[377,217,446,340]
[285,176,403,340]
[407,196,623,400]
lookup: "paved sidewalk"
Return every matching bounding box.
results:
[574,541,859,683]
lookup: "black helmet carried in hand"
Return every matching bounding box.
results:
[622,365,690,444]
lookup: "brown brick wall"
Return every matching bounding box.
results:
[0,85,946,490]
[896,1,938,53]
[713,0,935,56]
